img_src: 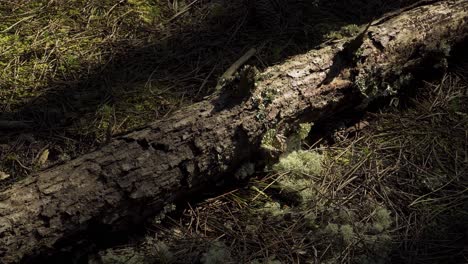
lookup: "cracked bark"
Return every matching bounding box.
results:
[0,0,466,262]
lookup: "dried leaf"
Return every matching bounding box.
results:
[0,171,10,181]
[36,149,49,167]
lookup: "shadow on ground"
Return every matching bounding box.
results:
[2,1,465,263]
[0,0,420,186]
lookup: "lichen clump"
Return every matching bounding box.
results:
[201,241,233,264]
[273,150,323,176]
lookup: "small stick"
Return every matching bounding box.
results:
[215,48,256,91]
[164,0,200,25]
[221,48,257,81]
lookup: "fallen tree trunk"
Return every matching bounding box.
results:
[0,0,466,262]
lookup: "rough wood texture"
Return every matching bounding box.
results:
[0,1,466,262]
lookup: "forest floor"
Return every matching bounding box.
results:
[0,0,466,263]
[89,71,468,264]
[0,0,406,188]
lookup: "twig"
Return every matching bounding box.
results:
[1,15,35,33]
[223,48,257,80]
[164,0,199,25]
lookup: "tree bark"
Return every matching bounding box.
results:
[1,0,466,262]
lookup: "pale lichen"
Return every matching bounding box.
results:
[273,150,323,176]
[235,162,255,180]
[261,128,283,152]
[201,241,233,264]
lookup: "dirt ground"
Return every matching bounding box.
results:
[1,1,466,263]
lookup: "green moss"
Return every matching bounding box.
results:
[153,203,176,224]
[258,201,287,218]
[260,87,279,106]
[144,238,174,264]
[340,224,355,245]
[268,150,324,204]
[201,241,233,264]
[279,177,316,203]
[97,248,147,264]
[298,123,313,140]
[285,122,313,152]
[261,129,281,152]
[325,24,361,40]
[304,212,318,228]
[208,3,229,18]
[128,0,161,24]
[370,207,392,233]
[250,258,282,264]
[98,104,114,134]
[0,0,167,109]
[253,85,282,123]
[324,223,339,235]
[449,97,464,113]
[235,162,255,180]
[116,85,178,130]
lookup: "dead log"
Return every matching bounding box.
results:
[0,0,466,262]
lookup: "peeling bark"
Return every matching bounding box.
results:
[0,0,466,262]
